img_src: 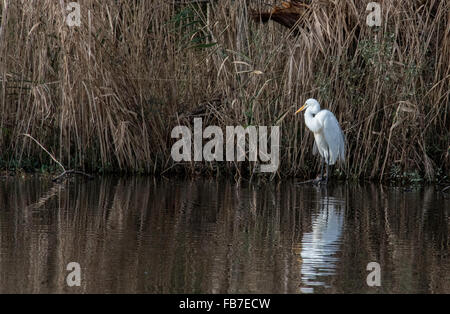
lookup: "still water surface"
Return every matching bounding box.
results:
[0,176,448,293]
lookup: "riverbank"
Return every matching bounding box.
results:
[1,165,448,189]
[0,1,448,181]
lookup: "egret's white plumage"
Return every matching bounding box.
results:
[296,98,345,181]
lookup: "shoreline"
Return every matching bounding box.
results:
[1,168,448,187]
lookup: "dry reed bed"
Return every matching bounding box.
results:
[0,0,448,180]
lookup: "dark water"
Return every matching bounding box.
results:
[0,176,448,293]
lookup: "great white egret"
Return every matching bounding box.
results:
[295,98,345,183]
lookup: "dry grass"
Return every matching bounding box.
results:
[0,0,448,180]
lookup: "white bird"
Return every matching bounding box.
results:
[295,98,345,183]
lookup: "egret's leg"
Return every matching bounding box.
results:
[325,163,329,184]
[320,158,325,180]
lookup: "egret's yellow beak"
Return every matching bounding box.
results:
[295,104,307,115]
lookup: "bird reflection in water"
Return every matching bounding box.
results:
[299,188,345,293]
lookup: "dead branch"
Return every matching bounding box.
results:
[22,134,94,182]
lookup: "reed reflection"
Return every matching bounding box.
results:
[0,177,447,293]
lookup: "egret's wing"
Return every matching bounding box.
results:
[322,110,345,164]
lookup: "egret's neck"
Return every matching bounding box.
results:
[304,107,322,133]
